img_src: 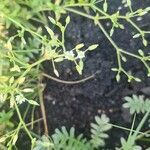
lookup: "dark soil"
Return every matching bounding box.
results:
[42,0,150,149]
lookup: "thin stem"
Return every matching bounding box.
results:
[42,71,98,84]
[38,79,49,135]
[110,123,150,137]
[127,18,143,34]
[91,5,110,17]
[31,105,36,130]
[65,8,95,20]
[14,101,33,140]
[64,3,92,8]
[13,58,45,88]
[133,110,150,139]
[120,49,141,60]
[96,22,122,70]
[127,113,136,141]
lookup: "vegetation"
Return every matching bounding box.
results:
[34,96,150,150]
[0,0,149,149]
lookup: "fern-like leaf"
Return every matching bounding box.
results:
[33,135,54,150]
[123,95,150,114]
[90,114,112,148]
[120,137,142,150]
[52,126,91,150]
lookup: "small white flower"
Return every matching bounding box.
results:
[77,51,85,59]
[15,94,26,105]
[67,51,74,56]
[65,51,75,60]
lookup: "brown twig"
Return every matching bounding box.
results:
[38,78,49,135]
[42,70,100,85]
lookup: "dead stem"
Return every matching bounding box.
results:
[38,78,49,136]
[42,70,100,85]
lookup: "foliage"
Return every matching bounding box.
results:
[52,127,91,150]
[90,114,112,147]
[0,110,14,136]
[0,0,150,149]
[123,95,150,114]
[119,95,150,150]
[33,135,54,150]
[33,106,150,150]
[33,114,111,150]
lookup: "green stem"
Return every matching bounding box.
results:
[3,14,48,45]
[127,113,136,142]
[65,8,95,20]
[127,18,143,35]
[133,111,150,139]
[91,5,110,17]
[14,101,33,140]
[64,3,92,8]
[110,123,150,137]
[13,58,45,87]
[96,22,122,70]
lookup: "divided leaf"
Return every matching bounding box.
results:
[90,114,112,148]
[52,126,91,150]
[123,95,150,114]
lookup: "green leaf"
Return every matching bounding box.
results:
[28,100,39,106]
[54,69,59,77]
[56,22,64,32]
[103,0,108,12]
[121,56,127,62]
[76,60,84,75]
[0,137,6,143]
[75,43,84,50]
[111,68,118,72]
[116,74,120,82]
[52,126,90,150]
[110,27,114,36]
[123,95,150,114]
[79,60,84,70]
[48,16,56,24]
[45,26,55,39]
[33,135,54,150]
[127,0,131,7]
[119,24,124,29]
[17,77,26,85]
[10,65,21,72]
[138,49,144,56]
[134,78,141,82]
[65,16,70,25]
[88,44,99,51]
[22,88,34,93]
[0,110,14,128]
[143,38,148,46]
[12,134,18,145]
[9,77,14,84]
[90,114,112,148]
[54,57,64,62]
[133,33,140,38]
